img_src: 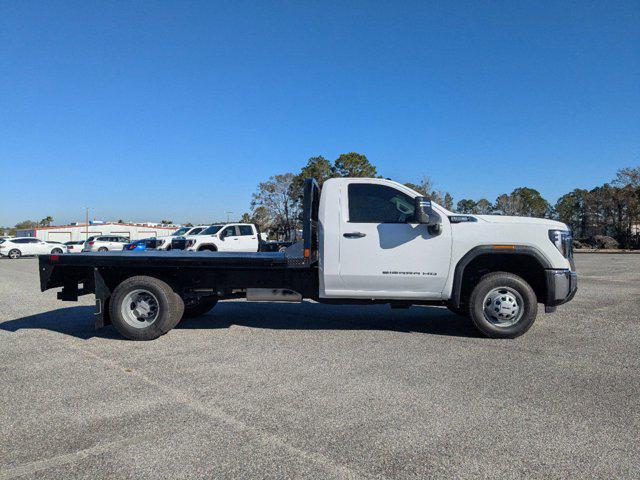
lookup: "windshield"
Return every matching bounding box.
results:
[202,225,223,235]
[172,227,190,236]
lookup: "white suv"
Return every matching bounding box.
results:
[82,236,129,252]
[0,238,67,259]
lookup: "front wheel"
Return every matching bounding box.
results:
[8,249,21,259]
[109,276,185,340]
[468,272,538,338]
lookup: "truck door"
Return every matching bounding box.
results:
[237,225,259,251]
[220,226,241,251]
[337,182,452,299]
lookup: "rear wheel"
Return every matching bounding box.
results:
[109,276,184,340]
[98,247,108,252]
[183,296,218,318]
[468,272,538,338]
[8,249,21,259]
[51,248,63,254]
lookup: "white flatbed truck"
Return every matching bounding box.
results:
[39,178,577,340]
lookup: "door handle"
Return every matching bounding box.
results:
[343,232,366,238]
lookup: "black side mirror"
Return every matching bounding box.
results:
[414,196,442,233]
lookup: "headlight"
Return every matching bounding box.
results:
[548,230,573,258]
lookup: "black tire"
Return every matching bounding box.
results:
[197,245,217,252]
[183,297,218,318]
[51,248,63,254]
[109,276,185,340]
[468,272,538,339]
[8,249,21,259]
[98,247,108,252]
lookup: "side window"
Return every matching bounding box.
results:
[29,238,41,243]
[348,184,415,223]
[13,238,29,244]
[223,226,237,237]
[238,226,253,236]
[190,228,203,235]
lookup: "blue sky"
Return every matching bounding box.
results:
[1,0,638,225]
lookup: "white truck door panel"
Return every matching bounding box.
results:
[237,225,258,251]
[329,180,452,299]
[221,226,241,251]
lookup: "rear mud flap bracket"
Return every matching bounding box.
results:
[94,268,112,329]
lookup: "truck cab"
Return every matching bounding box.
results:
[318,178,574,303]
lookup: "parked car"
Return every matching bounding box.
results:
[0,237,67,259]
[82,236,129,252]
[123,238,160,251]
[173,223,260,252]
[155,226,208,250]
[64,240,85,253]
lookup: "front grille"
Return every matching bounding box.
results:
[171,238,187,250]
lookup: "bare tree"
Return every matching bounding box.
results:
[251,173,299,240]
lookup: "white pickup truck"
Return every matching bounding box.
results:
[39,177,577,341]
[172,223,260,252]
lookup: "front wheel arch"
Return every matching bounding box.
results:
[452,247,550,309]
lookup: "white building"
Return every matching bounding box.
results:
[16,223,178,242]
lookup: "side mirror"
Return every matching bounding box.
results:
[414,197,442,233]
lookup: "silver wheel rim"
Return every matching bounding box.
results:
[120,289,160,328]
[9,250,19,259]
[482,287,524,328]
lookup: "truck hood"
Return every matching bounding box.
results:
[475,215,568,230]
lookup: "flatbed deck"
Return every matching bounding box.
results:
[43,250,293,268]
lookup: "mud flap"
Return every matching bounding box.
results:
[94,268,112,329]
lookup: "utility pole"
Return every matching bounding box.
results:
[226,211,233,222]
[83,207,90,240]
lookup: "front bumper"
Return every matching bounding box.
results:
[545,269,577,311]
[171,238,187,250]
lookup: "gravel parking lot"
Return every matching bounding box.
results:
[1,254,638,479]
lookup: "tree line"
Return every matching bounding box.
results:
[5,156,638,249]
[247,154,640,249]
